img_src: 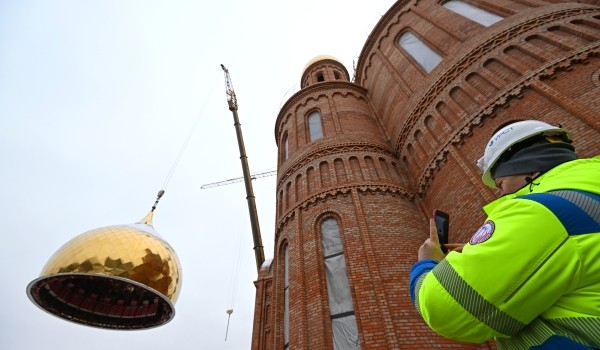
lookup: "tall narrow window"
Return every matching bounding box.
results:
[308,111,323,142]
[321,218,360,349]
[443,1,503,27]
[283,134,289,161]
[398,31,442,73]
[284,246,290,349]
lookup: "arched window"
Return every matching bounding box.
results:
[284,245,290,349]
[308,111,323,142]
[443,1,503,27]
[398,31,442,73]
[321,218,360,349]
[282,134,289,161]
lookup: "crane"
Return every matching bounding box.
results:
[219,64,266,273]
[200,170,276,189]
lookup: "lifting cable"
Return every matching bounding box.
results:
[225,205,246,341]
[159,74,219,192]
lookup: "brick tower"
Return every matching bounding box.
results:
[252,1,600,349]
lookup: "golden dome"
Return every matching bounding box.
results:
[302,55,342,73]
[27,211,182,330]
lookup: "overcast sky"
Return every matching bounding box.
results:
[0,0,395,348]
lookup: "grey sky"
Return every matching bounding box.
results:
[0,0,395,348]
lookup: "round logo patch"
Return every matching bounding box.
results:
[469,220,495,245]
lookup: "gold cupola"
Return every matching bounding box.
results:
[300,55,349,88]
[26,194,182,330]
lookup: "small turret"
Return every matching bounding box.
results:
[300,55,350,88]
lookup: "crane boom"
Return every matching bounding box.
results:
[200,170,276,189]
[221,64,238,111]
[220,64,265,273]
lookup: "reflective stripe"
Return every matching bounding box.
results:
[497,317,600,349]
[549,317,600,347]
[518,190,600,235]
[414,273,427,316]
[432,260,526,336]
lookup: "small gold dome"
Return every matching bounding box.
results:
[27,212,182,330]
[302,54,342,74]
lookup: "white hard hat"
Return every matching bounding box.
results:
[477,120,569,188]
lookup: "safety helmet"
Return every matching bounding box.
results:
[477,120,570,188]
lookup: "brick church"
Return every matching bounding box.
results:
[251,0,600,348]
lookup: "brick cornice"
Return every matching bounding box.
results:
[355,0,416,83]
[276,184,414,232]
[277,141,396,188]
[394,6,600,156]
[275,82,368,141]
[414,43,600,196]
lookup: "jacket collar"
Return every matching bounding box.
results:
[482,158,590,215]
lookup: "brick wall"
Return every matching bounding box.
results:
[253,0,600,348]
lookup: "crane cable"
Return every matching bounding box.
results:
[225,206,246,341]
[159,74,220,192]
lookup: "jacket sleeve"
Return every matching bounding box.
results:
[410,259,438,303]
[414,198,580,343]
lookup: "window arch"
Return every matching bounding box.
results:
[398,31,442,73]
[308,111,323,142]
[283,244,290,349]
[443,1,503,27]
[321,217,360,349]
[281,133,289,161]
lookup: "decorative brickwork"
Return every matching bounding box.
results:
[252,1,600,349]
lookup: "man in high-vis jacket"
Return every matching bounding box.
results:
[410,120,600,349]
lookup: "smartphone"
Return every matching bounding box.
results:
[433,209,449,253]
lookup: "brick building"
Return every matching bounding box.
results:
[252,1,600,348]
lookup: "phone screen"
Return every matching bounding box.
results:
[433,210,449,253]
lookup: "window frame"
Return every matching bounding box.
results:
[307,110,324,142]
[397,30,443,74]
[320,216,361,349]
[283,244,290,349]
[281,132,289,162]
[442,0,503,27]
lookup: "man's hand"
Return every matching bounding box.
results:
[418,219,448,261]
[445,243,465,253]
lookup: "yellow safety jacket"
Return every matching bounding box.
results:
[410,157,600,349]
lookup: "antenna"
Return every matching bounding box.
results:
[220,64,266,273]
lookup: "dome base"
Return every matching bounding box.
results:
[27,273,175,330]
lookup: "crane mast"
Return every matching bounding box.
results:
[220,64,265,273]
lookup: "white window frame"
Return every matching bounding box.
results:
[443,0,503,27]
[284,245,290,348]
[321,218,360,349]
[308,111,323,142]
[281,134,288,161]
[398,31,442,73]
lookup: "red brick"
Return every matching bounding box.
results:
[253,1,600,349]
